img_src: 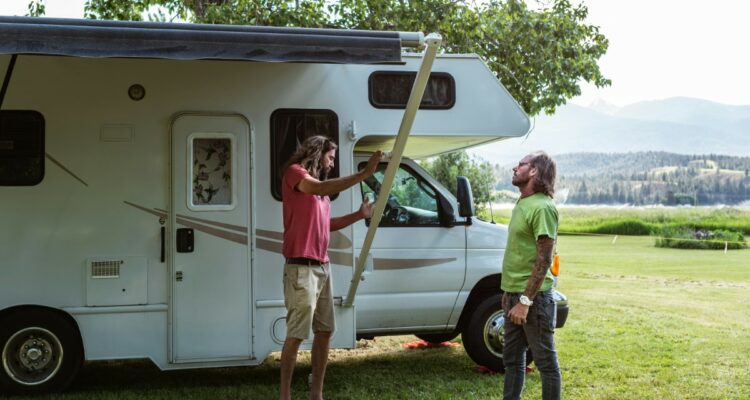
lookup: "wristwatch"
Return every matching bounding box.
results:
[519,295,534,306]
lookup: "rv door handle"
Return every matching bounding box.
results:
[160,227,166,262]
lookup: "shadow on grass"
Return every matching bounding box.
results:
[24,342,509,399]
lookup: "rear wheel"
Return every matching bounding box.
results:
[0,310,83,395]
[415,332,459,344]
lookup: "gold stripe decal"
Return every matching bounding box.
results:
[124,201,167,218]
[256,229,351,250]
[175,213,248,233]
[257,238,282,253]
[46,153,88,187]
[256,229,283,241]
[177,218,247,245]
[364,257,457,270]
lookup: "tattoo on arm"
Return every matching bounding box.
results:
[523,235,555,298]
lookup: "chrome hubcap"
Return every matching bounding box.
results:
[2,327,64,385]
[483,309,505,358]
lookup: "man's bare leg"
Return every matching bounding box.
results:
[280,337,303,400]
[309,331,332,400]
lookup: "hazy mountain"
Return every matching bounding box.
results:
[494,152,750,205]
[471,97,750,166]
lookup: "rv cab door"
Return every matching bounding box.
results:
[352,158,465,332]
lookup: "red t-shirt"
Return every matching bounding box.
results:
[282,164,331,262]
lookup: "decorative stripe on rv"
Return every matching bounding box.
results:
[123,202,455,269]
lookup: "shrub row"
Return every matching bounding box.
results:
[654,227,747,250]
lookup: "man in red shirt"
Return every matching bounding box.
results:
[280,135,382,400]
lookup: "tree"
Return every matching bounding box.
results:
[420,151,495,212]
[29,0,610,117]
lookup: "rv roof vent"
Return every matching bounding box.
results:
[91,260,123,278]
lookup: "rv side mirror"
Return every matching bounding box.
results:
[456,176,474,218]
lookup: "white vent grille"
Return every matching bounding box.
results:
[91,260,122,278]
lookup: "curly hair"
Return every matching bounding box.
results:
[529,151,556,198]
[283,135,338,180]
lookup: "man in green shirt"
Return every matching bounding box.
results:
[501,151,561,400]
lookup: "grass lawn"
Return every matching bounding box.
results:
[11,235,750,400]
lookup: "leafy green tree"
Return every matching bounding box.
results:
[421,151,495,212]
[26,0,46,17]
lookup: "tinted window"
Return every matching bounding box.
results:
[0,110,45,186]
[368,71,455,109]
[271,109,339,201]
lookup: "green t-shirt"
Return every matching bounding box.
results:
[500,192,558,293]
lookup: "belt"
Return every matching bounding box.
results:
[286,257,326,266]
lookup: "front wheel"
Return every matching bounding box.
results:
[0,310,83,395]
[462,294,532,372]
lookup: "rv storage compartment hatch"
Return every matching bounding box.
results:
[86,256,147,306]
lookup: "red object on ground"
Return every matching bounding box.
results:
[400,339,461,349]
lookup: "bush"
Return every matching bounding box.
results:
[654,227,747,250]
[589,219,654,235]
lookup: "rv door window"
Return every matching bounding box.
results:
[189,134,236,210]
[0,111,45,186]
[360,163,440,227]
[271,109,339,201]
[368,71,455,109]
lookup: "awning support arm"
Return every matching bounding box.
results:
[0,54,17,110]
[344,33,442,307]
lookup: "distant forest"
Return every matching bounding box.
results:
[495,152,750,205]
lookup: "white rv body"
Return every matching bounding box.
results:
[0,17,561,394]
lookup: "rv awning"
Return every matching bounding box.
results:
[0,16,415,64]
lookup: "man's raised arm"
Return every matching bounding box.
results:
[297,151,382,196]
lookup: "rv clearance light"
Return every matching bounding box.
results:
[128,84,146,101]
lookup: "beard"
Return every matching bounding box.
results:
[319,165,331,181]
[511,174,528,187]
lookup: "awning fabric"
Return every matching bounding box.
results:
[0,16,403,64]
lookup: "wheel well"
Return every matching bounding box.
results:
[0,305,84,356]
[455,274,502,333]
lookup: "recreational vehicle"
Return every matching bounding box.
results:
[0,16,568,394]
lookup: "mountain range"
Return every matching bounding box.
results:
[471,97,750,166]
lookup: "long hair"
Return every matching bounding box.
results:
[283,135,338,180]
[529,151,556,198]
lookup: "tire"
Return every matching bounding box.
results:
[415,332,459,344]
[462,294,532,372]
[0,310,83,395]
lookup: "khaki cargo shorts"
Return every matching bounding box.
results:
[283,262,335,340]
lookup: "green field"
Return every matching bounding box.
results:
[10,235,750,400]
[487,206,750,235]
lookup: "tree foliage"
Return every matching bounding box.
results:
[421,151,496,211]
[26,0,46,17]
[70,0,609,116]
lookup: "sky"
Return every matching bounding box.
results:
[1,0,749,108]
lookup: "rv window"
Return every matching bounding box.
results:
[271,109,339,201]
[0,111,45,186]
[368,72,455,109]
[359,162,441,227]
[190,136,235,209]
